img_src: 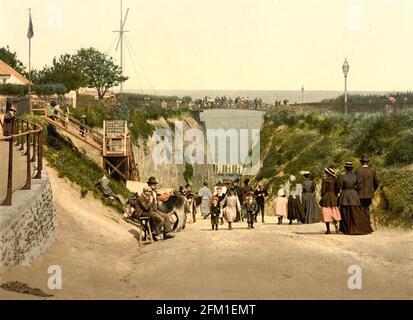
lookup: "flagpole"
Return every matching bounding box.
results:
[28,8,32,114]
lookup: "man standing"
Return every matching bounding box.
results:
[356,155,379,222]
[254,183,269,223]
[3,104,17,137]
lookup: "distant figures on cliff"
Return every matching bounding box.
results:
[196,96,265,109]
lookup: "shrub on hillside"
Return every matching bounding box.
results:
[385,134,413,166]
[375,169,413,229]
[45,125,131,212]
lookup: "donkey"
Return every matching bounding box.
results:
[158,194,193,232]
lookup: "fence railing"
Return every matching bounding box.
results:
[0,117,43,206]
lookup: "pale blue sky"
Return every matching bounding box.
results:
[1,0,412,91]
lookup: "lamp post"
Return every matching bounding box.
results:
[301,85,304,104]
[342,58,350,114]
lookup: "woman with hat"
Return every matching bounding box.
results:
[337,162,373,235]
[320,168,341,234]
[300,171,321,224]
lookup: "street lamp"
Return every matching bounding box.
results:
[301,85,304,104]
[342,58,350,114]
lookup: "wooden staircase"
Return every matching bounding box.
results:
[35,108,139,182]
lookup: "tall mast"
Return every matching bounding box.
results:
[113,0,129,93]
[120,0,123,92]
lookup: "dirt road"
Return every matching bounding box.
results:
[0,167,411,299]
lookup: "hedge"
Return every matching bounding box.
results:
[0,83,68,96]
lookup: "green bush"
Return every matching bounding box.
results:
[0,83,27,95]
[385,134,413,166]
[45,125,132,212]
[375,169,413,228]
[0,83,68,95]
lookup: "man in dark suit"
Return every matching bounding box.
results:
[356,155,379,221]
[254,183,269,223]
[127,187,174,240]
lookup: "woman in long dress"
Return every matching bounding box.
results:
[197,181,212,219]
[221,186,241,230]
[285,175,304,224]
[301,171,321,224]
[337,162,373,235]
[320,168,341,234]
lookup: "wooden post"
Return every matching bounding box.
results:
[31,129,36,162]
[21,133,31,190]
[1,137,14,206]
[34,132,43,179]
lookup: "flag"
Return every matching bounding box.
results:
[27,12,34,39]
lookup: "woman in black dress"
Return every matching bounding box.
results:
[337,162,373,235]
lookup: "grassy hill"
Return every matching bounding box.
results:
[257,109,413,229]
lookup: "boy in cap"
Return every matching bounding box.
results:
[242,192,258,229]
[210,196,221,230]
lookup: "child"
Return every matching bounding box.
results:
[273,188,288,224]
[210,196,221,231]
[321,167,341,234]
[243,192,258,229]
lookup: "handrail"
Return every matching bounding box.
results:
[34,108,103,152]
[1,116,43,206]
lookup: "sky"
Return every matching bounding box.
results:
[0,0,412,92]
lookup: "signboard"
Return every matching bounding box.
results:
[105,120,126,134]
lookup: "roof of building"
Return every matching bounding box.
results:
[0,59,30,85]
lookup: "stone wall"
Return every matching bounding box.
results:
[133,115,215,190]
[0,170,57,272]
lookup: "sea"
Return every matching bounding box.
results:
[124,90,390,104]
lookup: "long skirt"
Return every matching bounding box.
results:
[302,193,321,224]
[322,207,341,222]
[200,199,210,217]
[339,205,373,235]
[287,196,304,222]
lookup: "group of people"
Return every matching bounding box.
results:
[196,154,378,236]
[197,178,269,230]
[272,155,378,235]
[196,96,266,110]
[122,154,378,239]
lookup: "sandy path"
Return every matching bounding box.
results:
[0,166,411,299]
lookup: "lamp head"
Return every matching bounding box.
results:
[342,58,350,76]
